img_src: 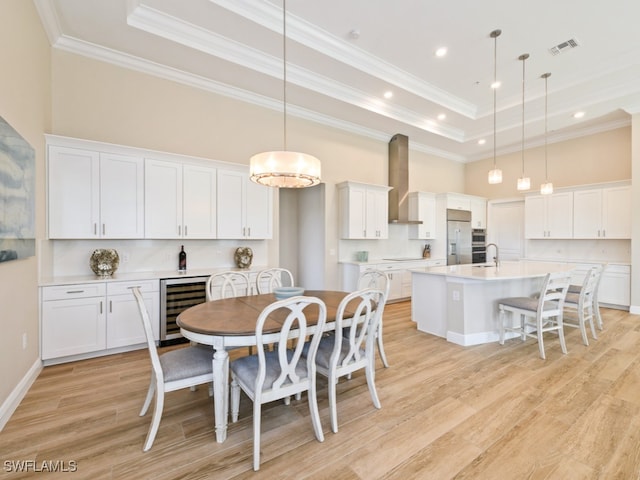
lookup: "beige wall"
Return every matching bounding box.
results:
[50,50,466,287]
[464,127,631,199]
[0,1,50,420]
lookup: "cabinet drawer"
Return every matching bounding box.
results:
[42,283,106,301]
[107,279,159,296]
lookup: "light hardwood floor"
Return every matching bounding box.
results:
[2,302,640,479]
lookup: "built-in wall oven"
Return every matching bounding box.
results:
[160,276,208,346]
[472,228,487,264]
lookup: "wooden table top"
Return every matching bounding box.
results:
[176,290,352,336]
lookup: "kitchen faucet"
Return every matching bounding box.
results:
[486,243,500,267]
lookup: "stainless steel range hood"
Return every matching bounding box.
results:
[388,133,422,224]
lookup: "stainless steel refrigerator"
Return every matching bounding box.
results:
[447,209,472,265]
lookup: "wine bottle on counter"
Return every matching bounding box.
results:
[179,245,187,271]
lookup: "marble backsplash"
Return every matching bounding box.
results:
[46,239,269,278]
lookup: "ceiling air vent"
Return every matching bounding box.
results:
[549,38,580,56]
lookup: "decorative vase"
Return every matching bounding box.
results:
[234,247,253,269]
[90,249,120,277]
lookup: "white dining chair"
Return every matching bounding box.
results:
[206,271,251,301]
[305,287,384,433]
[568,263,606,331]
[564,266,599,345]
[255,267,294,294]
[357,270,391,368]
[229,296,326,471]
[132,287,214,452]
[498,271,572,359]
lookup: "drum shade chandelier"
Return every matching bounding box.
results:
[249,0,321,188]
[517,53,531,191]
[488,29,503,184]
[540,72,553,195]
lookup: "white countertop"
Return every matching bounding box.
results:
[39,266,269,287]
[411,260,575,281]
[340,257,443,266]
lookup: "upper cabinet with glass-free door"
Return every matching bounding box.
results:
[48,145,144,239]
[524,192,573,239]
[573,185,630,239]
[144,158,217,239]
[338,181,391,239]
[216,169,273,239]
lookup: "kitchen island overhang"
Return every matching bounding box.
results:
[411,261,575,346]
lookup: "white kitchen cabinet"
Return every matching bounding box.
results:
[470,197,487,229]
[338,181,391,239]
[599,264,630,307]
[48,146,144,239]
[145,159,217,239]
[217,169,273,239]
[42,279,160,363]
[376,264,404,301]
[408,192,436,239]
[41,283,107,360]
[573,186,630,239]
[340,259,444,302]
[106,280,159,348]
[524,192,573,239]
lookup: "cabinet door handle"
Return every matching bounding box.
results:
[178,225,181,236]
[126,285,142,290]
[602,229,606,237]
[66,290,84,294]
[100,301,103,314]
[109,300,112,313]
[102,224,105,235]
[248,227,251,237]
[94,223,97,235]
[185,225,188,237]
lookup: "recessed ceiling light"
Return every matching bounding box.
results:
[435,47,448,57]
[437,113,446,121]
[349,29,360,40]
[384,91,393,99]
[573,111,585,119]
[478,139,486,145]
[491,81,501,89]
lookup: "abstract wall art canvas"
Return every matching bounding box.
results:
[0,115,35,263]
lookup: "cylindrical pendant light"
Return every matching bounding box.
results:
[540,72,553,195]
[249,0,321,188]
[517,53,530,191]
[487,29,502,185]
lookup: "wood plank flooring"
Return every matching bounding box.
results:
[2,302,640,479]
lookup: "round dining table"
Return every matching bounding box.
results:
[176,290,352,443]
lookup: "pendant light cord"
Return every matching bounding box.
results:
[543,73,550,182]
[493,33,497,169]
[282,0,287,151]
[521,56,525,175]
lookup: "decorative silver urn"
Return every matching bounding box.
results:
[234,247,253,269]
[90,249,120,277]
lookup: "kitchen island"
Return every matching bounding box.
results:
[411,261,574,346]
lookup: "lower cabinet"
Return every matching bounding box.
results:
[340,259,445,302]
[41,279,160,363]
[568,263,630,309]
[106,280,159,349]
[41,284,107,360]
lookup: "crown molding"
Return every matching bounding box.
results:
[33,0,62,45]
[207,0,478,119]
[126,2,466,142]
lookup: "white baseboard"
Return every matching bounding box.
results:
[629,305,640,315]
[446,330,519,347]
[0,359,43,431]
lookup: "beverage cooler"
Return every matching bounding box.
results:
[159,276,208,346]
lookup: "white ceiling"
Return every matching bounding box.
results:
[35,0,640,162]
